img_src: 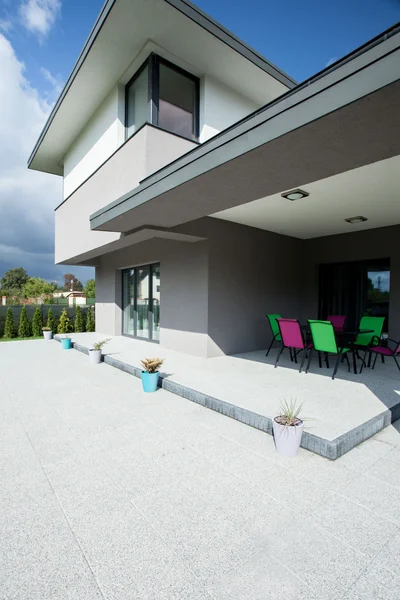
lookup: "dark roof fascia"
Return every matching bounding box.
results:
[28,0,297,169]
[28,0,116,169]
[89,22,400,229]
[164,0,296,88]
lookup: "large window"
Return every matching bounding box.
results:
[122,264,160,342]
[126,65,148,138]
[319,258,390,332]
[125,54,199,142]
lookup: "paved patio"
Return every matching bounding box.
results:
[1,339,400,599]
[58,333,400,458]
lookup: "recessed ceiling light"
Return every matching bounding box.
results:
[281,189,309,201]
[344,216,368,224]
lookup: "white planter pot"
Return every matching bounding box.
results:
[43,330,52,341]
[272,418,304,457]
[89,349,101,365]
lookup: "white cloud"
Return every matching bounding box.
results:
[0,19,13,33]
[0,33,92,283]
[19,0,61,38]
[41,66,63,95]
[325,57,339,68]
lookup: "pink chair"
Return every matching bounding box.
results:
[361,338,400,372]
[327,315,346,332]
[275,319,312,372]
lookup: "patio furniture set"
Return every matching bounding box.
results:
[266,314,400,379]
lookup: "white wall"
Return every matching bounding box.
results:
[199,75,259,142]
[56,126,196,265]
[63,73,259,198]
[63,86,125,199]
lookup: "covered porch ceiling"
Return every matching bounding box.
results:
[212,155,400,239]
[90,26,400,239]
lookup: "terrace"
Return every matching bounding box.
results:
[56,332,400,459]
[2,338,400,599]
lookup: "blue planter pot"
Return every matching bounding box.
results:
[61,338,72,350]
[141,371,159,393]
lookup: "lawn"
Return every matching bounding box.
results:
[0,336,43,343]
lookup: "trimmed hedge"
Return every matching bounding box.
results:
[0,304,95,339]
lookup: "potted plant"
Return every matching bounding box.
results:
[140,357,164,393]
[42,326,53,341]
[89,338,110,364]
[272,399,304,457]
[61,335,72,350]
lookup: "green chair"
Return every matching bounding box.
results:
[354,316,385,347]
[266,314,282,357]
[354,316,385,368]
[306,320,350,380]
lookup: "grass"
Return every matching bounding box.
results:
[0,336,43,343]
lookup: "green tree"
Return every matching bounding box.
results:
[18,306,31,338]
[57,309,72,334]
[3,307,16,338]
[74,305,84,332]
[32,307,43,336]
[84,278,96,298]
[86,307,95,332]
[0,267,29,293]
[46,307,56,332]
[23,277,56,300]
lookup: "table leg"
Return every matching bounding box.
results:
[352,350,357,375]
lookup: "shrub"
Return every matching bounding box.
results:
[86,307,95,332]
[3,307,16,338]
[32,307,43,336]
[18,306,31,338]
[74,305,84,332]
[57,309,72,334]
[92,338,110,351]
[46,307,55,332]
[140,357,164,373]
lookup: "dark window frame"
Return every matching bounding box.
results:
[122,263,160,343]
[125,53,200,142]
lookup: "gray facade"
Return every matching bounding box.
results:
[301,225,400,340]
[94,218,400,357]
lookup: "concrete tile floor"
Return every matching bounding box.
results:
[67,333,400,451]
[1,339,400,599]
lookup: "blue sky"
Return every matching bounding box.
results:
[6,0,399,90]
[0,0,399,284]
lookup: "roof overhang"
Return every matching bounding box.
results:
[28,0,295,176]
[89,25,400,235]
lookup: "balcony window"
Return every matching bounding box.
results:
[125,54,199,142]
[158,63,197,140]
[126,65,149,138]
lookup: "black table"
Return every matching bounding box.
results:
[334,329,374,374]
[300,326,375,374]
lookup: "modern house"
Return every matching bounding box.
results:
[29,0,400,358]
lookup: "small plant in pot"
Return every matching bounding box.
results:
[272,399,304,457]
[61,335,72,350]
[42,326,53,341]
[89,338,110,365]
[140,357,164,393]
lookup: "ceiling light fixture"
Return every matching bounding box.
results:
[344,216,368,224]
[281,188,309,201]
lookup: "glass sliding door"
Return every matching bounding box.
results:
[122,264,160,342]
[136,266,150,339]
[122,269,135,335]
[151,265,161,342]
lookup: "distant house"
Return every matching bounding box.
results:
[65,292,87,307]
